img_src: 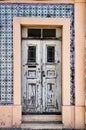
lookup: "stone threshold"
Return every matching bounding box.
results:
[0,128,85,130]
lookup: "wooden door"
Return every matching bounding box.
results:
[21,40,61,114]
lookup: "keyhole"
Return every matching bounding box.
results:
[57,60,60,63]
[42,71,45,77]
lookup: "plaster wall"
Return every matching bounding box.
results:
[75,2,86,129]
[0,0,85,129]
[0,106,21,128]
[85,1,86,125]
[0,0,75,4]
[0,0,86,3]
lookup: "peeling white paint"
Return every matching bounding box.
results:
[21,28,62,114]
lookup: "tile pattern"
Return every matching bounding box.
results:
[0,3,74,105]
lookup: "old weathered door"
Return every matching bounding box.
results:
[22,39,61,114]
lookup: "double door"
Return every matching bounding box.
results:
[22,40,61,114]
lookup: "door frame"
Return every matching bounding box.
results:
[13,17,74,126]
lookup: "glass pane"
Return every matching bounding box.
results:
[28,29,41,38]
[28,46,36,62]
[47,46,55,62]
[43,29,56,38]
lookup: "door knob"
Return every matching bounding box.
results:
[57,60,60,63]
[42,71,45,77]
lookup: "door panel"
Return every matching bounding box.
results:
[42,40,61,113]
[22,40,42,113]
[22,40,61,114]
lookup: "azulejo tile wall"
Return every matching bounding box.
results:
[0,3,74,105]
